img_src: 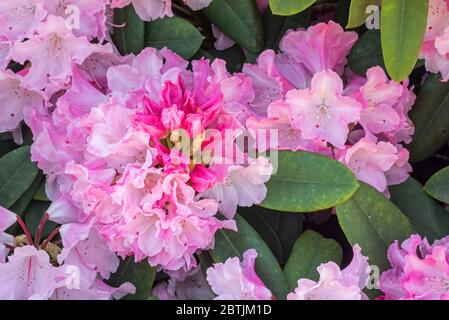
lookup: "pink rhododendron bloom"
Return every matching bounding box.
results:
[420,0,449,81]
[202,157,273,219]
[0,70,44,133]
[337,138,402,193]
[0,245,63,300]
[287,245,370,300]
[287,70,362,148]
[206,249,273,300]
[111,0,212,21]
[280,21,358,76]
[11,15,95,91]
[43,0,109,40]
[0,207,16,263]
[380,234,449,300]
[0,0,47,41]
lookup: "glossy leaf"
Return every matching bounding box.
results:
[409,74,449,162]
[391,177,449,242]
[0,146,39,208]
[145,17,204,59]
[202,0,264,53]
[284,230,342,291]
[336,183,415,271]
[380,0,428,81]
[210,214,289,299]
[260,151,359,212]
[269,0,317,16]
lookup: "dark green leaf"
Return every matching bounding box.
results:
[348,30,385,75]
[381,0,428,81]
[23,200,56,239]
[336,183,415,271]
[33,179,49,202]
[0,146,39,208]
[113,5,145,55]
[424,166,449,204]
[263,8,311,50]
[284,230,342,291]
[409,74,449,162]
[108,257,157,300]
[260,151,359,212]
[211,214,289,299]
[10,172,43,217]
[391,177,449,242]
[203,0,264,53]
[145,17,204,59]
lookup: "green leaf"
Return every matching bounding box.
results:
[284,230,342,291]
[260,151,359,212]
[346,0,381,28]
[390,177,449,242]
[0,146,39,208]
[33,179,49,202]
[210,214,289,299]
[10,172,43,217]
[263,7,311,50]
[145,17,204,59]
[348,29,385,75]
[239,207,284,262]
[204,45,246,73]
[240,206,304,264]
[336,183,415,271]
[113,5,145,55]
[203,0,264,53]
[424,166,449,205]
[269,0,317,16]
[23,200,56,239]
[380,0,428,81]
[108,257,157,300]
[408,74,449,162]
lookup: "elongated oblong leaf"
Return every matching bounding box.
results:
[391,177,449,242]
[202,0,264,53]
[336,183,415,271]
[260,151,359,212]
[269,0,317,16]
[380,0,428,81]
[107,257,157,300]
[113,5,145,55]
[284,230,342,291]
[346,0,381,28]
[409,74,449,162]
[145,17,204,59]
[210,214,289,299]
[424,166,449,205]
[0,146,39,208]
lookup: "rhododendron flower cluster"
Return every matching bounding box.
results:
[245,22,415,193]
[420,0,449,81]
[380,234,449,300]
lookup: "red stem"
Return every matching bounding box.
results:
[16,216,33,245]
[41,227,61,250]
[34,213,49,247]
